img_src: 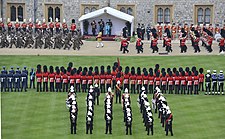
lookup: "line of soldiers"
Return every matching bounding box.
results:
[138,86,154,135]
[0,66,29,92]
[122,88,132,135]
[0,18,83,50]
[153,87,174,136]
[205,70,224,95]
[66,86,78,134]
[104,87,114,134]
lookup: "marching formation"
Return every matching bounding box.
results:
[0,18,83,50]
[1,62,224,95]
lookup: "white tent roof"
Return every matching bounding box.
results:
[78,7,134,23]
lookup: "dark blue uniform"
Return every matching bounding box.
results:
[7,72,14,92]
[218,71,224,95]
[21,71,27,92]
[1,72,7,92]
[211,72,218,94]
[22,66,28,89]
[14,71,21,92]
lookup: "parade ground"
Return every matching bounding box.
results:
[1,55,225,139]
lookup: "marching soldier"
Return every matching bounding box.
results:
[150,33,159,53]
[121,38,129,54]
[136,37,143,54]
[55,69,62,92]
[193,30,201,53]
[15,18,20,32]
[7,18,12,35]
[179,29,187,53]
[21,19,27,32]
[219,32,225,53]
[28,18,33,32]
[62,19,68,35]
[71,19,76,36]
[29,68,35,89]
[49,18,54,36]
[157,23,163,40]
[35,19,40,33]
[55,18,60,34]
[212,70,218,95]
[218,70,224,95]
[42,19,48,33]
[146,24,151,40]
[0,18,4,32]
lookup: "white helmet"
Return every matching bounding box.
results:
[43,18,46,23]
[71,95,75,101]
[143,94,147,98]
[7,18,10,22]
[125,88,128,93]
[38,21,41,25]
[141,86,145,91]
[207,70,210,73]
[0,18,2,22]
[166,106,170,110]
[213,70,217,73]
[49,17,52,22]
[220,70,223,73]
[126,108,131,112]
[127,112,131,117]
[72,105,75,109]
[89,89,93,93]
[87,117,91,121]
[124,94,129,99]
[106,104,111,109]
[147,112,152,117]
[125,98,129,102]
[71,109,75,113]
[106,99,111,105]
[16,18,19,23]
[90,85,94,89]
[23,19,26,22]
[56,18,59,22]
[108,87,112,92]
[36,19,39,23]
[63,19,66,23]
[29,18,32,22]
[145,101,150,106]
[94,83,98,87]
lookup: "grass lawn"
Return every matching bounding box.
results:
[1,55,225,139]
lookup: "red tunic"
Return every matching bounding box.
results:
[154,77,160,86]
[75,74,81,84]
[22,23,27,28]
[49,22,54,28]
[55,22,60,28]
[180,76,186,85]
[100,74,106,84]
[136,38,142,46]
[174,76,180,85]
[81,75,87,84]
[219,38,225,47]
[165,38,172,46]
[28,22,33,28]
[161,77,167,86]
[55,74,61,83]
[49,73,55,83]
[15,23,20,28]
[42,23,47,29]
[167,77,174,85]
[35,23,41,29]
[71,23,76,31]
[123,74,130,85]
[36,73,42,83]
[42,72,49,83]
[180,38,186,46]
[198,74,204,83]
[143,75,149,85]
[148,76,154,85]
[121,39,128,47]
[136,75,143,85]
[93,75,100,84]
[130,75,136,85]
[186,76,193,86]
[87,75,93,85]
[152,38,158,47]
[0,22,4,28]
[70,75,75,84]
[106,74,112,84]
[207,36,213,46]
[7,22,13,28]
[62,23,67,29]
[62,74,68,83]
[111,71,117,81]
[193,76,199,85]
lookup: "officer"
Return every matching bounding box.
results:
[22,66,28,89]
[14,69,21,92]
[211,70,218,95]
[218,70,224,95]
[165,109,173,136]
[115,80,122,104]
[7,69,14,92]
[30,68,35,89]
[21,69,28,92]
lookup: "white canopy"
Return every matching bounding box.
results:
[78,7,134,36]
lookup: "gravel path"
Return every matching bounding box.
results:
[0,40,224,56]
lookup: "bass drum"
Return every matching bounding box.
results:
[214,33,221,42]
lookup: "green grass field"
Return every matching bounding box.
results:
[1,55,225,139]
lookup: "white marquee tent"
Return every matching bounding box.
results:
[78,7,134,36]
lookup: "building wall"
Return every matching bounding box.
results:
[2,0,225,27]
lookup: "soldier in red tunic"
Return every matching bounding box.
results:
[111,66,117,90]
[7,18,12,35]
[36,64,42,92]
[87,70,93,89]
[157,23,162,40]
[100,66,106,93]
[193,71,199,94]
[167,71,174,94]
[49,18,54,36]
[121,38,129,54]
[0,18,4,32]
[179,28,187,53]
[62,69,69,92]
[136,38,143,54]
[15,18,20,32]
[136,67,143,94]
[115,73,123,104]
[130,69,136,94]
[21,19,27,32]
[171,23,177,40]
[151,33,158,53]
[161,72,167,94]
[69,69,76,88]
[174,71,180,94]
[42,19,48,33]
[81,70,87,93]
[71,19,76,36]
[28,18,33,32]
[55,18,60,34]
[186,71,193,94]
[123,68,130,92]
[219,33,225,53]
[93,66,100,87]
[55,69,62,92]
[142,71,149,94]
[42,65,49,92]
[62,19,68,35]
[49,66,55,92]
[165,30,172,53]
[193,30,201,53]
[180,71,186,94]
[106,69,112,91]
[148,69,154,94]
[198,68,204,91]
